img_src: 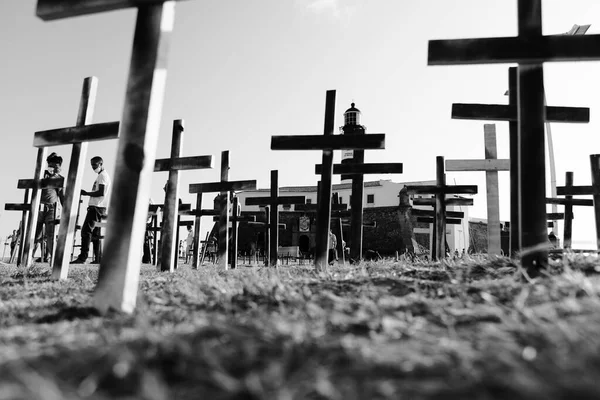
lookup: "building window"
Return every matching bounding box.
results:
[339,196,343,204]
[306,198,312,204]
[283,204,291,210]
[346,113,357,125]
[367,194,374,204]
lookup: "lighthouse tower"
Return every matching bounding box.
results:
[340,103,366,183]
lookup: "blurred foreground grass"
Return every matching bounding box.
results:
[1,254,600,399]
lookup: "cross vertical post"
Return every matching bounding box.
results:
[314,91,336,271]
[94,3,176,313]
[350,146,365,263]
[508,68,519,257]
[563,172,574,249]
[192,192,203,268]
[158,120,183,272]
[591,155,600,249]
[270,170,279,266]
[218,151,230,269]
[19,189,30,265]
[264,206,271,266]
[22,148,48,267]
[435,156,446,259]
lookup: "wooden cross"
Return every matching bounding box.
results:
[549,172,593,249]
[428,0,600,274]
[180,203,219,269]
[4,189,31,265]
[39,1,182,313]
[244,170,305,267]
[315,160,403,262]
[557,155,600,249]
[450,68,589,257]
[154,119,213,272]
[189,163,257,269]
[271,90,385,271]
[31,77,120,278]
[19,149,66,268]
[406,156,477,260]
[446,124,509,255]
[147,202,191,266]
[228,197,256,268]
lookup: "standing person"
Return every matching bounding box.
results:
[9,229,18,259]
[71,156,111,264]
[328,229,337,265]
[185,224,194,264]
[33,152,64,262]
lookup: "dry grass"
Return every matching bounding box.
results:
[1,254,600,399]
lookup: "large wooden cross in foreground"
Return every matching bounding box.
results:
[428,0,600,274]
[406,156,477,260]
[451,67,589,256]
[154,119,212,272]
[271,90,385,271]
[32,77,120,278]
[245,170,305,267]
[446,124,509,255]
[37,0,190,313]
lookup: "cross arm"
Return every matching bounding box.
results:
[294,203,348,211]
[406,185,478,195]
[17,177,64,190]
[315,163,403,175]
[245,196,306,206]
[557,185,596,196]
[446,159,510,172]
[411,208,464,218]
[34,122,120,147]
[189,180,257,194]
[180,209,220,216]
[428,35,600,65]
[4,203,30,211]
[546,197,593,206]
[451,104,589,123]
[547,213,565,220]
[37,0,189,21]
[413,198,474,206]
[271,134,385,151]
[417,217,462,225]
[154,155,213,172]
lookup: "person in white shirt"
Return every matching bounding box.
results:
[71,156,111,264]
[185,224,194,263]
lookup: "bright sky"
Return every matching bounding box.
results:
[1,0,599,251]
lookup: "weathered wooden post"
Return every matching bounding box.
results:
[31,77,120,278]
[429,0,600,274]
[407,157,477,260]
[446,124,509,255]
[244,170,305,267]
[154,120,212,272]
[271,90,385,271]
[38,0,188,312]
[451,68,589,257]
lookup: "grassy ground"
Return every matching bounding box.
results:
[1,254,600,400]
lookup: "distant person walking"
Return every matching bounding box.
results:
[33,152,64,262]
[71,156,111,264]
